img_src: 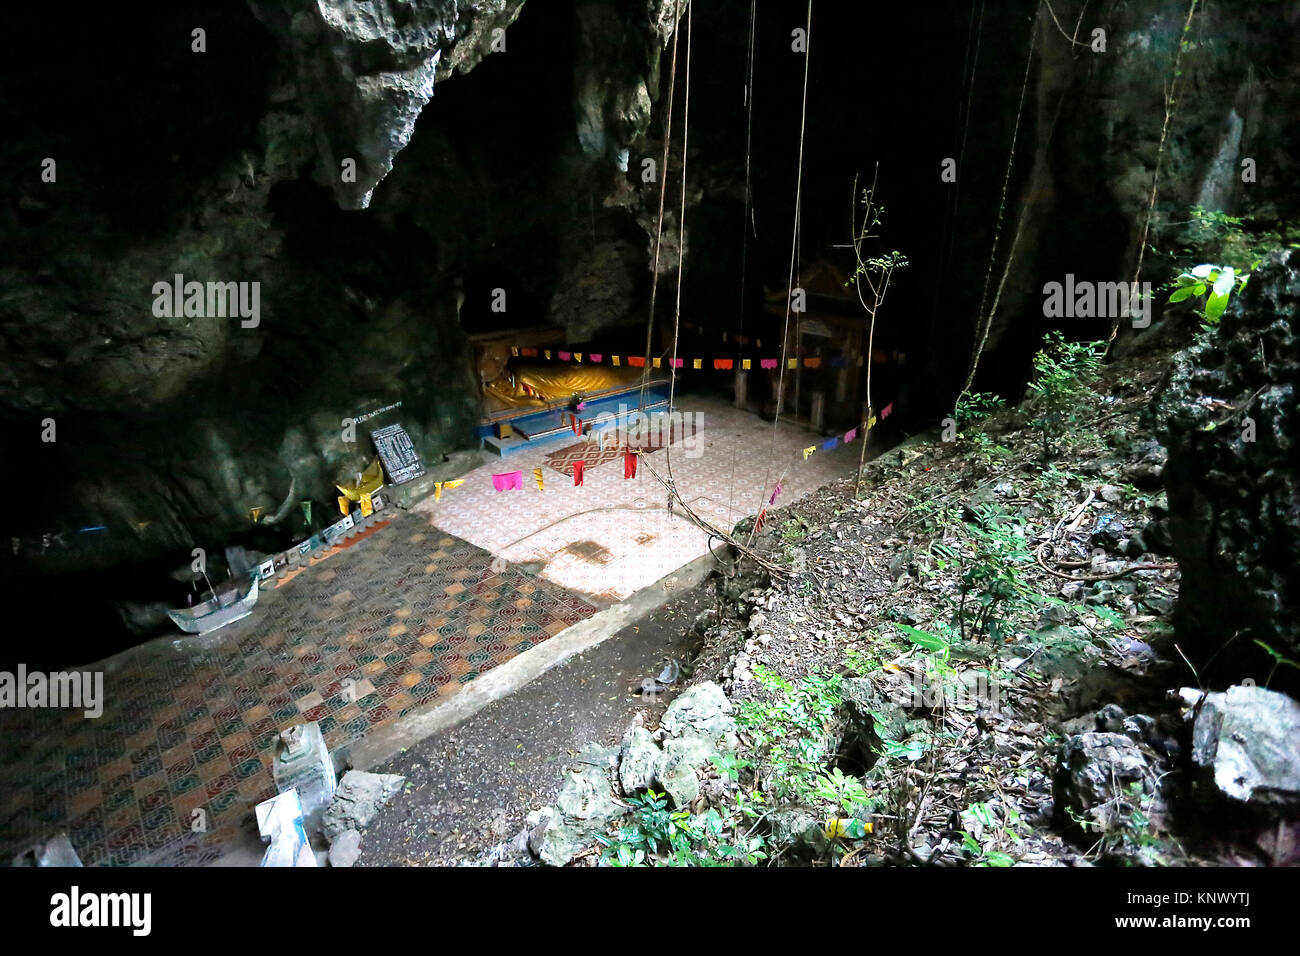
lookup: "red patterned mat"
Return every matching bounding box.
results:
[544,421,697,476]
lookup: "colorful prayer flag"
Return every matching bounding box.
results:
[881,402,894,419]
[822,437,839,451]
[492,471,522,492]
[558,351,571,361]
[360,492,374,517]
[788,358,798,369]
[573,461,585,486]
[803,445,816,460]
[612,355,621,366]
[844,428,857,443]
[629,355,645,367]
[742,359,752,370]
[692,358,702,369]
[761,359,778,370]
[590,354,602,363]
[653,357,662,368]
[434,481,443,501]
[715,359,734,370]
[804,357,821,369]
[338,496,350,516]
[533,467,544,491]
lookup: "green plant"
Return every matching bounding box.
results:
[1254,640,1300,688]
[709,752,751,783]
[953,390,1006,434]
[955,505,1037,643]
[596,790,769,867]
[958,800,1028,867]
[1168,263,1249,326]
[1026,332,1105,459]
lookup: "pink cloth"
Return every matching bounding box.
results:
[844,428,857,443]
[769,481,784,505]
[760,359,778,370]
[492,471,523,492]
[589,354,602,363]
[558,351,572,361]
[881,402,894,420]
[669,358,684,369]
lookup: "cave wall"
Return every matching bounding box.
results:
[0,0,685,583]
[925,0,1300,409]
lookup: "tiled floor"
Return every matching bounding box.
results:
[418,398,862,603]
[0,400,860,866]
[0,516,595,866]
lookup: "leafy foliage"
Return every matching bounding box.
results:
[1026,332,1105,459]
[1168,263,1249,326]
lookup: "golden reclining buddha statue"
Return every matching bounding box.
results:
[483,362,652,412]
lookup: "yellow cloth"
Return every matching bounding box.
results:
[803,445,816,460]
[693,358,702,369]
[533,467,544,491]
[443,479,464,491]
[574,353,582,362]
[360,492,374,517]
[742,359,752,370]
[336,460,384,501]
[250,507,263,522]
[434,482,443,502]
[337,496,349,516]
[612,355,620,366]
[653,357,662,368]
[544,350,552,360]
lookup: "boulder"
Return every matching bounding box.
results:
[659,681,738,750]
[654,734,716,809]
[535,744,627,866]
[320,771,406,840]
[327,828,362,868]
[619,726,660,794]
[1182,684,1300,808]
[1054,732,1153,824]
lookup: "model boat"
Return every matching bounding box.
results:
[167,573,259,635]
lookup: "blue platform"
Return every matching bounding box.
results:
[477,384,672,458]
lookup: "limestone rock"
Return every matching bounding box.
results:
[321,770,406,839]
[327,828,362,867]
[1150,249,1300,684]
[619,726,660,794]
[1054,732,1153,824]
[659,681,738,750]
[653,734,715,808]
[536,744,627,866]
[1183,684,1300,808]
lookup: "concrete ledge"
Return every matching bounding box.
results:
[348,551,718,771]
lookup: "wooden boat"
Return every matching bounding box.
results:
[167,573,259,635]
[335,459,385,502]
